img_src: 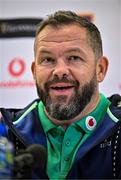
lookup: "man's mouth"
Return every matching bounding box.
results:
[50,82,74,89]
[49,83,75,95]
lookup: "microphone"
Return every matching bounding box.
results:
[12,144,47,179]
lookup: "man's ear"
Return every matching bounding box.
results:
[31,61,36,80]
[96,56,109,82]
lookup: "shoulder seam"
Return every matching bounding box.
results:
[13,101,38,125]
[107,107,119,123]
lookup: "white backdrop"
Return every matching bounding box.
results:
[0,0,121,108]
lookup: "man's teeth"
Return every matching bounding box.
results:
[51,86,73,90]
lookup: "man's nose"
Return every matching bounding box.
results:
[52,59,70,79]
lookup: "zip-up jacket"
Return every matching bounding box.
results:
[0,95,121,179]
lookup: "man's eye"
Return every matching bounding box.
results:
[41,57,55,65]
[68,56,82,62]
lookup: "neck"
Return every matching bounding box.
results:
[44,93,100,127]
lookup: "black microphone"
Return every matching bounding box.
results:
[12,144,47,179]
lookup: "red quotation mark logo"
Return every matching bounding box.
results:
[8,58,26,77]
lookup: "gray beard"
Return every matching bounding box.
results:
[36,74,97,120]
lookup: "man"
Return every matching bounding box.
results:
[0,10,121,179]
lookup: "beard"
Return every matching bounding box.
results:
[36,74,97,120]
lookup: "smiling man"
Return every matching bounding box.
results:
[32,19,107,125]
[0,10,121,179]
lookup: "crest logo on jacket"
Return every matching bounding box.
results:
[86,116,97,131]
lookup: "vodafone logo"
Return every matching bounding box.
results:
[8,57,26,77]
[85,116,97,131]
[0,56,35,88]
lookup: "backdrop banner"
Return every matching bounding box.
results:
[0,1,120,108]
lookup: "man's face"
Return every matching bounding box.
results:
[32,24,99,120]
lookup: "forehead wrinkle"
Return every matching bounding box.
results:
[36,30,87,45]
[34,25,89,56]
[34,33,91,59]
[36,37,88,51]
[36,36,87,49]
[38,47,83,54]
[40,38,82,43]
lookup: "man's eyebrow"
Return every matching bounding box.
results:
[38,47,86,57]
[65,48,82,53]
[38,49,52,54]
[64,48,86,58]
